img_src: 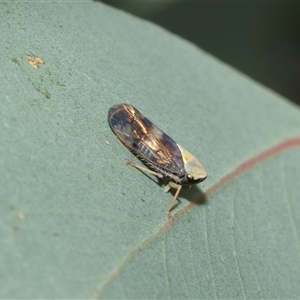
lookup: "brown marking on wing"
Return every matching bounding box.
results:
[108,104,185,176]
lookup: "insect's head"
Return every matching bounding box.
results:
[178,145,207,185]
[186,173,207,184]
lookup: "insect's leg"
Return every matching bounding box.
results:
[164,184,171,192]
[165,181,180,191]
[167,184,182,219]
[125,159,163,178]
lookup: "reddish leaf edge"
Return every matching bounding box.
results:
[93,136,300,299]
[162,135,300,230]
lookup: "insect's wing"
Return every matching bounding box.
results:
[108,104,185,176]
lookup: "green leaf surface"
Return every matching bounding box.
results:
[1,2,300,299]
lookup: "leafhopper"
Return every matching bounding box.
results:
[108,103,207,218]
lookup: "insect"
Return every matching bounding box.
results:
[108,103,207,218]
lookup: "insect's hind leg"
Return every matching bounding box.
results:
[125,159,163,178]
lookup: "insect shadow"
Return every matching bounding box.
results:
[165,180,207,210]
[133,164,207,210]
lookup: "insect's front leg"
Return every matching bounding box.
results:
[165,182,182,219]
[165,181,182,219]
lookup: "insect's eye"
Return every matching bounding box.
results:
[187,175,201,184]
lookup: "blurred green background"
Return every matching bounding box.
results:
[101,1,300,106]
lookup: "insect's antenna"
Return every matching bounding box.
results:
[167,185,182,219]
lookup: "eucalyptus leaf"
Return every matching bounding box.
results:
[1,2,300,299]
